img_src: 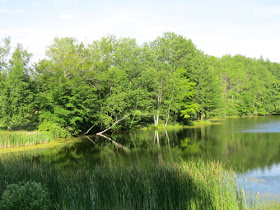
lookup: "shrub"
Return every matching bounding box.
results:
[0,181,51,210]
[38,121,69,138]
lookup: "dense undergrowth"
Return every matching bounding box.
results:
[0,155,259,209]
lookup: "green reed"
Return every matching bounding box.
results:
[0,131,54,148]
[0,155,259,209]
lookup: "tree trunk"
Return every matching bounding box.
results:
[165,112,169,126]
[201,112,204,121]
[165,78,175,127]
[154,111,159,126]
[154,82,162,127]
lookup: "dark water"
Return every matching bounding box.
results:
[43,116,280,202]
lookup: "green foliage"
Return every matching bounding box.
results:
[35,38,98,135]
[147,33,198,125]
[217,55,279,117]
[38,121,69,138]
[0,37,10,70]
[1,33,280,135]
[0,44,34,128]
[0,181,50,210]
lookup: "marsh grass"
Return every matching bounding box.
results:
[0,131,54,148]
[0,154,259,209]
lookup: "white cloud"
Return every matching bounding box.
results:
[1,0,280,64]
[0,8,8,13]
[53,0,79,12]
[32,1,40,8]
[53,0,77,5]
[59,13,73,20]
[13,9,24,14]
[254,6,280,16]
[222,27,240,34]
[0,24,108,63]
[0,8,24,14]
[104,12,137,24]
[192,35,280,62]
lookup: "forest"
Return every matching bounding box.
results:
[1,32,280,137]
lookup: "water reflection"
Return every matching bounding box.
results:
[39,116,280,174]
[242,163,280,202]
[32,116,280,201]
[2,116,276,203]
[40,129,202,169]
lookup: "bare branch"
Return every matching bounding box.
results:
[84,124,95,135]
[96,113,131,135]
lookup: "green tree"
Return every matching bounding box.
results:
[88,36,144,131]
[35,37,98,136]
[192,56,223,120]
[148,32,199,125]
[0,37,10,71]
[0,44,34,129]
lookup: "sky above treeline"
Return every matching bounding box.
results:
[0,0,280,63]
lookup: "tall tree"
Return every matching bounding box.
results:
[35,38,98,136]
[191,55,223,120]
[0,44,34,129]
[149,32,202,124]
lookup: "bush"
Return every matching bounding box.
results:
[0,181,51,210]
[38,121,69,138]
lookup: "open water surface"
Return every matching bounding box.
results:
[14,116,280,202]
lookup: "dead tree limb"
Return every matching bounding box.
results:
[84,124,95,135]
[96,113,131,135]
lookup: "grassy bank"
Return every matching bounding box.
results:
[0,131,55,148]
[140,123,185,131]
[0,155,259,209]
[140,120,222,131]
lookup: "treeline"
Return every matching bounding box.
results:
[0,32,280,136]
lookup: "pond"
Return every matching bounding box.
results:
[4,116,280,203]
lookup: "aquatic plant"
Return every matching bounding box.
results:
[0,131,54,148]
[0,155,259,209]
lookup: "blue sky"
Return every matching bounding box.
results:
[1,0,280,63]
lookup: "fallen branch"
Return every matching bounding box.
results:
[96,113,131,135]
[84,124,95,135]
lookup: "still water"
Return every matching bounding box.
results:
[42,116,280,202]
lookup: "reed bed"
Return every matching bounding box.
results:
[0,154,260,210]
[0,131,54,148]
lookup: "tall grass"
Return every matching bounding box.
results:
[0,131,54,148]
[0,155,259,209]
